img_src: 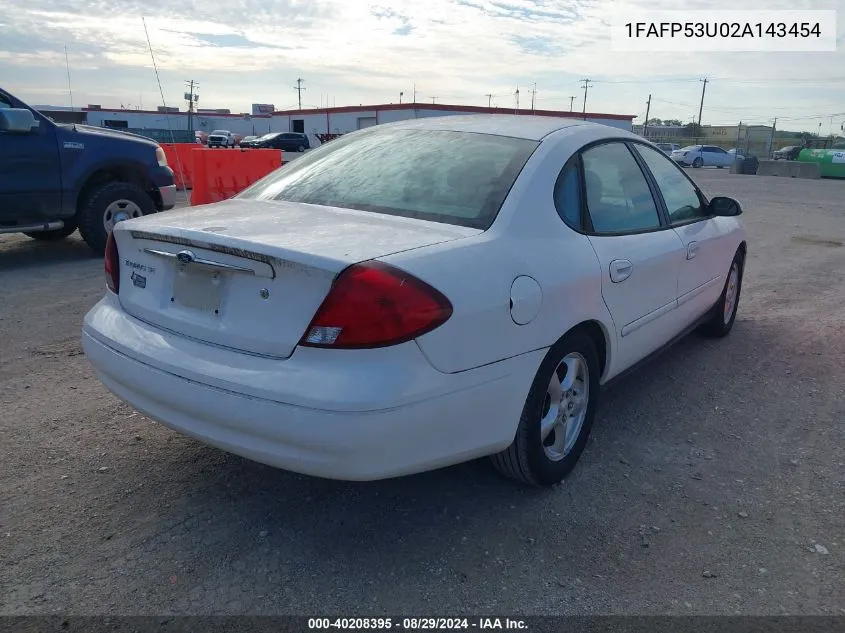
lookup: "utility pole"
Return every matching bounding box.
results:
[184,80,199,132]
[697,77,708,130]
[514,86,520,112]
[569,96,577,112]
[430,96,438,104]
[530,83,537,113]
[643,94,652,137]
[399,91,403,104]
[293,78,305,110]
[485,93,493,109]
[413,83,416,103]
[580,78,593,120]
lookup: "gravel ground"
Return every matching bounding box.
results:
[1,170,843,616]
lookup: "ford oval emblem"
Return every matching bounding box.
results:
[176,250,195,264]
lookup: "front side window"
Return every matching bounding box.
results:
[633,144,707,224]
[237,128,539,229]
[581,142,661,234]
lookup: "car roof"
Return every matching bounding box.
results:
[381,114,597,141]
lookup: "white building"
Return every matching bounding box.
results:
[75,103,635,146]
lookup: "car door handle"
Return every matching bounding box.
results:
[687,241,699,260]
[609,259,633,283]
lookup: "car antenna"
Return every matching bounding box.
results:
[64,45,76,131]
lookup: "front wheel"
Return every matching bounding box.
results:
[693,157,704,168]
[700,250,745,338]
[78,181,156,256]
[491,330,601,487]
[296,145,305,153]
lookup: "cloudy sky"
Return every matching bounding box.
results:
[1,0,843,132]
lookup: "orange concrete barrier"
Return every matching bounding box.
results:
[190,148,283,206]
[160,143,200,190]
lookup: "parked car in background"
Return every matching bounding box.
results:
[240,132,310,152]
[773,146,799,160]
[727,148,745,160]
[82,115,747,487]
[194,131,207,145]
[0,86,175,255]
[239,135,259,146]
[207,130,235,148]
[654,142,680,155]
[671,144,734,168]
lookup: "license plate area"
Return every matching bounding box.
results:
[172,264,224,315]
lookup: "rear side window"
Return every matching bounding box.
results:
[553,158,583,230]
[238,129,539,229]
[581,142,661,234]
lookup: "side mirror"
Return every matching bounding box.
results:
[0,108,39,134]
[709,196,742,216]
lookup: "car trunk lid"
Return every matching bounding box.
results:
[112,199,480,358]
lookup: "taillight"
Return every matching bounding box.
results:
[105,231,120,293]
[300,262,453,349]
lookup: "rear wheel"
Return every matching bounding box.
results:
[693,157,704,168]
[24,221,78,241]
[297,145,305,153]
[700,250,744,338]
[491,330,601,487]
[78,181,156,256]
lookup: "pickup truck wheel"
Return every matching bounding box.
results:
[24,221,78,241]
[78,181,155,256]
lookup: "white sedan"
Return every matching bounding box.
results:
[82,116,747,487]
[671,144,735,168]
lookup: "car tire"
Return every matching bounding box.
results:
[78,181,156,256]
[297,145,305,153]
[23,221,78,241]
[693,157,704,168]
[491,330,601,487]
[700,249,745,338]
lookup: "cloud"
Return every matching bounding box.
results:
[1,0,843,131]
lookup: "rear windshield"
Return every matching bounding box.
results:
[236,128,539,229]
[680,145,698,151]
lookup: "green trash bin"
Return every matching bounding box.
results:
[796,149,845,179]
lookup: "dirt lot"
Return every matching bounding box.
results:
[1,170,843,615]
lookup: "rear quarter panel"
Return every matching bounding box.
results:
[383,126,619,377]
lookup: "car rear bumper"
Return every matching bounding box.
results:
[82,294,543,480]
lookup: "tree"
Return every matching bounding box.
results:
[647,118,662,126]
[683,122,702,138]
[664,119,683,126]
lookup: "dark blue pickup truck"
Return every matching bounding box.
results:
[0,87,176,255]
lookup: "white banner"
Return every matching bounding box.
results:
[611,9,837,52]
